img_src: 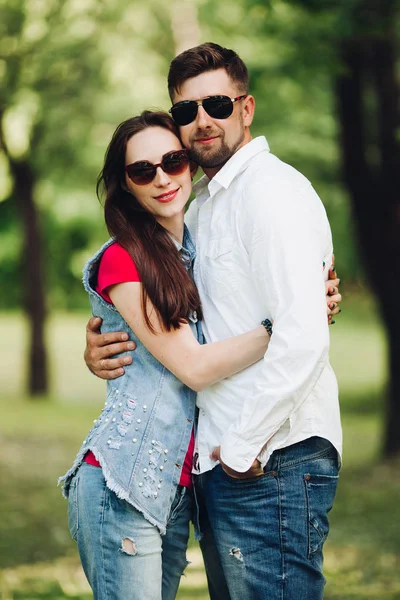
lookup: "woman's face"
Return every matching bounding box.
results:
[124,126,192,230]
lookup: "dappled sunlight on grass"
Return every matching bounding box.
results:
[325,545,400,599]
[0,557,91,599]
[0,553,210,600]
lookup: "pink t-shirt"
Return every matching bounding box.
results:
[85,242,193,487]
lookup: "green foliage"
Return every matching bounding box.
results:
[0,0,178,310]
[0,196,22,307]
[0,0,380,307]
[45,213,104,310]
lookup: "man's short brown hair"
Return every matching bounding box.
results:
[168,42,249,100]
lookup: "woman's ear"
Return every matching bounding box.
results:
[121,178,132,194]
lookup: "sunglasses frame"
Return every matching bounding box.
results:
[169,95,248,126]
[125,149,190,185]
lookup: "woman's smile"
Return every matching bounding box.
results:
[153,188,180,202]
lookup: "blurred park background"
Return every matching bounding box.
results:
[1,0,400,598]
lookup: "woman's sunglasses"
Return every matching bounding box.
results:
[125,149,190,186]
[169,95,247,126]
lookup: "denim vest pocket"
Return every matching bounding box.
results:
[202,237,239,299]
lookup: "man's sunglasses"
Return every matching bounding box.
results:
[169,95,247,126]
[125,149,190,186]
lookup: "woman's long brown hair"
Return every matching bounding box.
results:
[97,110,202,332]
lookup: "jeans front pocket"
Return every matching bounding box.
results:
[304,471,339,558]
[67,473,79,541]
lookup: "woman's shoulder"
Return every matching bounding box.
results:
[98,241,141,284]
[100,241,131,263]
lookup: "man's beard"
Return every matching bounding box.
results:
[188,121,245,169]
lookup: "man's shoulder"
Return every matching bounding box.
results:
[242,150,310,191]
[236,151,327,223]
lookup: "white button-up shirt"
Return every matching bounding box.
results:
[185,136,342,474]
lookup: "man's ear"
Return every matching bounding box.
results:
[243,95,255,127]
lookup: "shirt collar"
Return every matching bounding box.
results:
[192,136,270,198]
[169,224,196,264]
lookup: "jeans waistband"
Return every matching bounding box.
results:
[266,436,337,472]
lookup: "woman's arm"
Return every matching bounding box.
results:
[109,282,270,392]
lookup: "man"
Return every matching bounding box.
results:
[85,43,342,599]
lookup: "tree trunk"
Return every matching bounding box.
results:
[335,33,400,456]
[11,159,48,396]
[169,0,200,55]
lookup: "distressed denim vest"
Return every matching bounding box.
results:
[59,225,202,534]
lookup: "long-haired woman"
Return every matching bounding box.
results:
[60,111,272,600]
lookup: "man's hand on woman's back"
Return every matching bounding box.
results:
[84,316,136,380]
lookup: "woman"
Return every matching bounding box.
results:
[59,111,273,600]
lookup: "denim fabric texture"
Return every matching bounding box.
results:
[195,436,339,600]
[68,462,192,600]
[59,224,201,534]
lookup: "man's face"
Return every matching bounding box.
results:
[171,69,254,177]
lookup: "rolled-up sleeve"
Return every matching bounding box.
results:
[219,178,333,472]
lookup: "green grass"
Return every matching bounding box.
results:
[0,298,399,599]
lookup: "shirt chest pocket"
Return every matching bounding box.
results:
[201,237,239,299]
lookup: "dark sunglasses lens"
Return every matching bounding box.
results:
[163,152,189,175]
[203,97,233,119]
[127,164,156,185]
[171,102,198,126]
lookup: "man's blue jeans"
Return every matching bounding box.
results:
[68,462,192,600]
[195,436,339,600]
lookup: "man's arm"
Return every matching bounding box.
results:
[84,272,342,380]
[211,262,341,479]
[218,178,336,474]
[84,316,136,380]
